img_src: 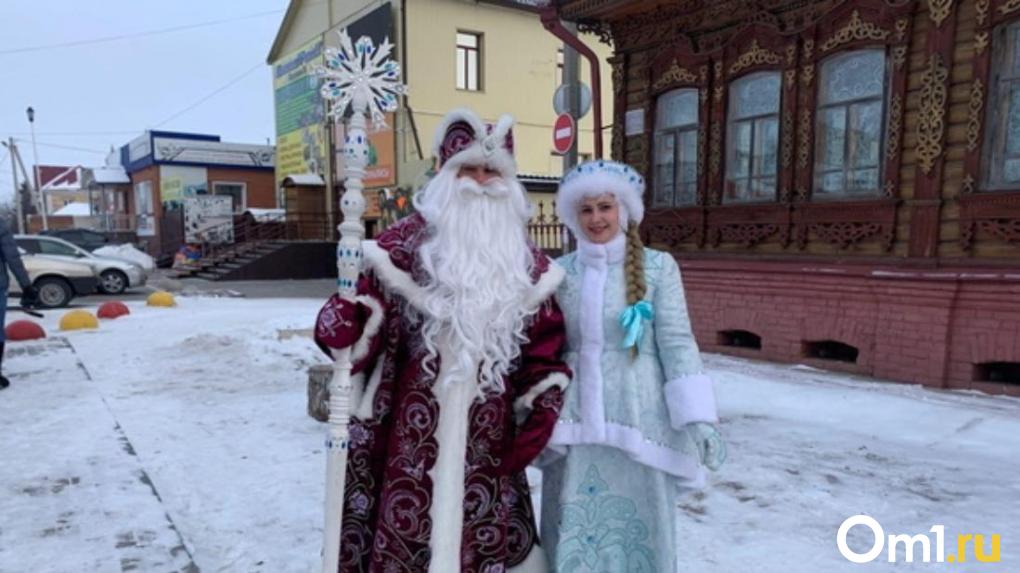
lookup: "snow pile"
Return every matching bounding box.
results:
[2,297,1018,572]
[94,244,155,272]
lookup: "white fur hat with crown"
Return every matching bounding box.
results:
[556,159,646,238]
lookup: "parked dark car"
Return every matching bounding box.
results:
[39,228,109,251]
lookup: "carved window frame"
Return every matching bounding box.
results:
[647,42,711,207]
[796,1,912,203]
[711,23,798,206]
[960,0,1020,251]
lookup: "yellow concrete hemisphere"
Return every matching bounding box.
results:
[146,291,177,307]
[59,310,99,331]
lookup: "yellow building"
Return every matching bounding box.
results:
[266,0,613,233]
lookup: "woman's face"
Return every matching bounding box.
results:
[578,194,621,244]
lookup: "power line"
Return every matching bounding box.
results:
[152,62,265,128]
[0,8,286,56]
[6,130,139,137]
[17,140,108,155]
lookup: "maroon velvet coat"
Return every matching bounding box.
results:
[314,214,570,572]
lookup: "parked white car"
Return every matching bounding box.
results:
[6,250,99,308]
[14,234,147,295]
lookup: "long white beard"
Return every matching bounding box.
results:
[412,169,537,396]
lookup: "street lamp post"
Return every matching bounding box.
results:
[26,106,47,231]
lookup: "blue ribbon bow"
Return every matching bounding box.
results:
[619,300,654,349]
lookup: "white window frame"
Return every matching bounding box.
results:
[456,31,482,91]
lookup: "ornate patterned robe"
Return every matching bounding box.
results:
[314,214,571,572]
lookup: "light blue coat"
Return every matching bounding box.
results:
[547,242,718,487]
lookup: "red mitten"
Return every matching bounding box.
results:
[501,387,564,475]
[314,294,368,355]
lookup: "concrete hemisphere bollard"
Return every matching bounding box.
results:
[5,320,46,341]
[98,301,131,319]
[147,291,176,307]
[59,310,99,331]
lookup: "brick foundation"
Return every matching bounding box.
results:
[677,258,1020,397]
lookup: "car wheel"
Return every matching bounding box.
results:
[35,277,73,308]
[99,269,128,295]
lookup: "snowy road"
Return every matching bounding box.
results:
[1,297,1017,572]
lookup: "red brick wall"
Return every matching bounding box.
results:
[206,168,277,209]
[678,258,1020,397]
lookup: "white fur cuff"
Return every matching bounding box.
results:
[350,294,385,364]
[664,373,719,428]
[513,372,570,420]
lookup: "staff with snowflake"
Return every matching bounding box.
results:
[315,28,405,573]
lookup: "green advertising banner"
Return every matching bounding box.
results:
[273,38,326,185]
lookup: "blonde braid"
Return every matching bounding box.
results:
[624,222,646,358]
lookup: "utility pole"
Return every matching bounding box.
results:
[26,107,48,230]
[10,142,38,233]
[562,23,581,174]
[4,139,24,233]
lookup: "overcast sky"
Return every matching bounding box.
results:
[0,0,288,201]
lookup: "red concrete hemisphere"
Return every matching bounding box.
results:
[97,301,131,320]
[5,320,46,341]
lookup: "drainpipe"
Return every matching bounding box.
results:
[539,7,603,159]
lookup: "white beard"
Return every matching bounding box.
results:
[412,169,537,396]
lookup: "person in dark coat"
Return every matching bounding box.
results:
[0,218,38,389]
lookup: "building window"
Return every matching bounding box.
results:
[653,88,699,207]
[725,71,781,202]
[985,22,1020,189]
[814,49,887,198]
[212,182,247,212]
[456,32,482,91]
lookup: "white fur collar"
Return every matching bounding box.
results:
[361,240,565,315]
[577,233,626,269]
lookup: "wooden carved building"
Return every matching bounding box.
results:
[554,0,1020,395]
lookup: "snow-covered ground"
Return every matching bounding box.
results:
[1,297,1017,572]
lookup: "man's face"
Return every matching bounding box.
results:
[457,164,501,185]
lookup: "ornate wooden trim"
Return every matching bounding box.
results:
[793,200,898,251]
[927,0,955,27]
[610,54,626,162]
[967,79,985,153]
[728,39,782,76]
[819,10,890,53]
[886,94,903,162]
[652,60,699,91]
[916,54,949,176]
[959,192,1020,250]
[999,0,1020,17]
[706,204,793,248]
[642,208,705,248]
[977,0,991,25]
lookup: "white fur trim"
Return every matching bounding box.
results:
[549,421,706,487]
[513,372,570,422]
[556,169,646,239]
[576,259,609,440]
[362,240,565,317]
[663,373,719,427]
[508,544,549,572]
[353,356,385,420]
[426,338,475,573]
[350,294,385,365]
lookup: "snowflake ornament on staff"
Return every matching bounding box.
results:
[319,29,406,129]
[315,28,406,573]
